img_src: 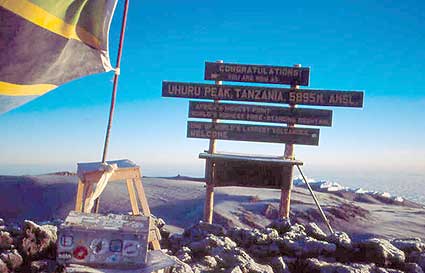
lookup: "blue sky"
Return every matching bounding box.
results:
[1,0,424,178]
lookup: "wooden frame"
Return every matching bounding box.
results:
[74,165,161,250]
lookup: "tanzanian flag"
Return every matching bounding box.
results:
[0,0,118,114]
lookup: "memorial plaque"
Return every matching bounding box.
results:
[187,121,320,145]
[189,101,333,126]
[212,159,292,189]
[162,81,364,108]
[204,62,310,86]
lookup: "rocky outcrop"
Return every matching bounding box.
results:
[0,216,424,273]
[166,219,425,273]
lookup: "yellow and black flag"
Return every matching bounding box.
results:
[0,0,118,114]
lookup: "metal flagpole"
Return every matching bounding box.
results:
[102,0,130,163]
[95,0,130,212]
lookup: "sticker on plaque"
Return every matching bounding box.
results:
[123,240,139,257]
[106,253,121,263]
[58,252,72,260]
[60,235,73,248]
[110,239,123,252]
[73,246,89,260]
[89,239,109,255]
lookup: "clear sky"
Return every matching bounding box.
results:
[1,0,424,179]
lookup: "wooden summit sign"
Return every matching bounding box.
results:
[162,81,364,108]
[189,101,333,126]
[161,60,364,224]
[187,121,320,145]
[204,62,310,86]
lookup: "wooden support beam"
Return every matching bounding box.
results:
[203,60,223,224]
[75,179,85,212]
[279,64,301,219]
[126,178,140,215]
[133,177,151,216]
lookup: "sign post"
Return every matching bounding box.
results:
[280,64,300,219]
[204,60,223,224]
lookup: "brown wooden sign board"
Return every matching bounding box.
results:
[204,62,310,86]
[211,159,293,189]
[162,81,364,108]
[187,121,320,145]
[189,101,333,127]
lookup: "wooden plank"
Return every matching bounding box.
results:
[82,167,141,183]
[187,121,320,146]
[133,178,152,216]
[199,152,303,165]
[189,101,333,126]
[212,159,293,189]
[204,62,310,86]
[162,81,364,108]
[75,179,85,212]
[126,179,140,215]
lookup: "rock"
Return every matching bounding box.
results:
[175,246,192,263]
[391,238,425,254]
[0,259,9,273]
[189,235,237,255]
[305,223,327,241]
[266,219,292,235]
[210,246,271,272]
[0,249,23,271]
[248,242,280,258]
[356,238,405,267]
[160,225,172,240]
[302,258,384,273]
[0,231,13,250]
[263,204,279,219]
[227,228,259,247]
[202,256,218,268]
[409,252,425,271]
[269,256,290,273]
[183,221,226,241]
[21,220,57,260]
[403,263,424,273]
[245,262,273,273]
[327,231,352,249]
[169,256,195,273]
[280,236,336,257]
[283,224,307,241]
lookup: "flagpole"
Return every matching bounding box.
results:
[95,0,130,212]
[101,0,130,163]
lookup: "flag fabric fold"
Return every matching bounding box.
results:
[0,0,118,114]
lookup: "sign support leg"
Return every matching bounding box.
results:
[203,60,223,224]
[279,64,301,219]
[126,178,140,215]
[203,160,215,223]
[75,179,85,212]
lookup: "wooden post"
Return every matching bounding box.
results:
[279,64,301,219]
[203,60,223,224]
